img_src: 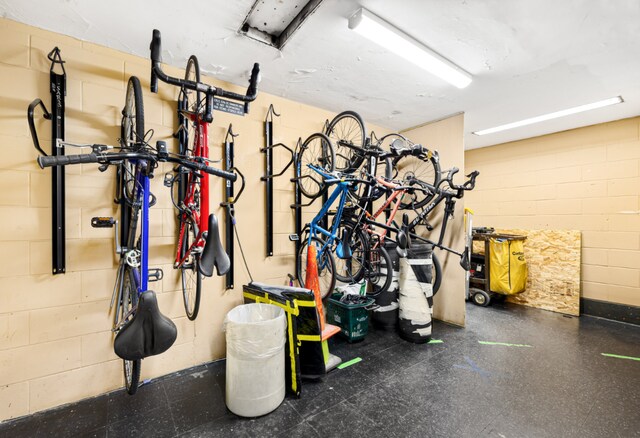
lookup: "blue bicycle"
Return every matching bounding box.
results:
[296,163,393,299]
[35,76,237,395]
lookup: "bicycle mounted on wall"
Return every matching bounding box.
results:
[150,29,258,320]
[27,47,67,275]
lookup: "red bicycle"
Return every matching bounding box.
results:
[150,30,259,319]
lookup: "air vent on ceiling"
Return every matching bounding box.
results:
[239,0,324,50]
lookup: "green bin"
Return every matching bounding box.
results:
[326,293,375,343]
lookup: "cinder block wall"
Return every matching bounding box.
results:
[0,18,397,420]
[465,117,640,307]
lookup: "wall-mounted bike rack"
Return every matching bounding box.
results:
[261,104,295,257]
[289,138,317,279]
[222,124,238,289]
[27,47,67,275]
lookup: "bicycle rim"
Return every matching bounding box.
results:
[325,111,366,173]
[180,218,202,320]
[395,153,441,209]
[121,77,145,201]
[366,245,393,296]
[297,133,335,199]
[334,225,366,283]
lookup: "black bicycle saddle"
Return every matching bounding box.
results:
[114,291,177,361]
[199,213,230,277]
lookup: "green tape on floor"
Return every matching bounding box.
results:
[478,341,532,348]
[601,353,640,362]
[337,357,362,369]
[428,339,444,344]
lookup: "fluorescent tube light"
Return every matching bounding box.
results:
[348,8,472,89]
[473,96,624,136]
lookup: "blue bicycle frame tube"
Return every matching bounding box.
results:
[132,161,149,295]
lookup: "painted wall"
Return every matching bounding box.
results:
[465,117,640,308]
[0,18,395,421]
[402,113,467,327]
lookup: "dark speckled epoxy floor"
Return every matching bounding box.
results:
[2,301,639,438]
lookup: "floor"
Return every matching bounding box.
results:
[2,301,639,438]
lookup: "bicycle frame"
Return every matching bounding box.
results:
[355,178,464,258]
[307,181,351,267]
[174,113,210,269]
[119,159,151,299]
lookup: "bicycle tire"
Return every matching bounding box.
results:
[366,245,393,296]
[297,236,336,300]
[177,56,201,207]
[179,216,202,320]
[393,151,441,209]
[432,251,442,295]
[325,111,366,173]
[334,225,367,284]
[297,132,335,199]
[121,77,145,202]
[121,265,141,395]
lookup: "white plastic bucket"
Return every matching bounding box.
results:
[224,303,286,417]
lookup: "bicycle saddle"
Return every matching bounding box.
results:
[199,213,230,277]
[114,291,177,361]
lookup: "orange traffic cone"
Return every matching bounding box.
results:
[305,245,325,331]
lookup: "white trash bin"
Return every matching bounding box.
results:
[224,303,286,417]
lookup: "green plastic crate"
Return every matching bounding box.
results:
[326,293,375,343]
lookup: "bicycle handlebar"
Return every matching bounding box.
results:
[37,147,238,182]
[150,29,260,115]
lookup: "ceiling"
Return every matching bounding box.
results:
[1,0,638,149]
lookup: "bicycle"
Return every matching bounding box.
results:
[31,76,237,395]
[338,143,479,294]
[296,163,393,299]
[324,111,441,198]
[149,29,259,320]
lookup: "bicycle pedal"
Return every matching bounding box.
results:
[288,234,299,241]
[91,217,115,228]
[148,268,164,282]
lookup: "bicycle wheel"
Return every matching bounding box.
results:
[365,244,393,296]
[121,76,145,201]
[177,56,201,206]
[121,265,141,395]
[297,236,336,300]
[184,55,201,117]
[334,225,367,284]
[325,111,366,173]
[432,251,442,295]
[297,133,335,199]
[393,150,441,209]
[179,215,202,320]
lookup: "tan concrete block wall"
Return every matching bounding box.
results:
[0,18,398,421]
[401,114,467,327]
[465,117,640,308]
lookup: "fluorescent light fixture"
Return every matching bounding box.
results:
[473,96,624,136]
[348,8,472,89]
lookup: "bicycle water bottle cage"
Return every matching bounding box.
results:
[336,228,353,260]
[114,290,177,360]
[199,213,230,277]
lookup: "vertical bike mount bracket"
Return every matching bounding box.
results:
[222,124,238,289]
[289,138,318,279]
[27,47,67,275]
[261,104,295,257]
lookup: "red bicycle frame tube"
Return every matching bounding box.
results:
[175,116,210,268]
[363,177,406,248]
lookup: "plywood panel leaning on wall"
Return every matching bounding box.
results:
[474,229,581,315]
